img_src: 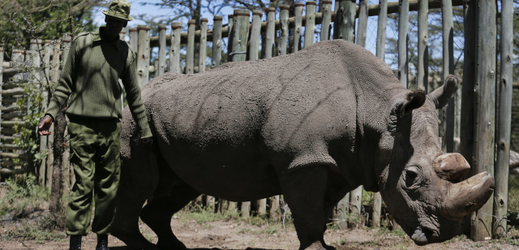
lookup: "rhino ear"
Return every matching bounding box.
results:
[427,74,460,110]
[398,89,426,118]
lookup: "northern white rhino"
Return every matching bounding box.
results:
[111,39,494,250]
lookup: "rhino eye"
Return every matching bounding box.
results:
[404,166,420,188]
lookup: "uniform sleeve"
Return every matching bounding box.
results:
[45,37,77,120]
[121,51,152,139]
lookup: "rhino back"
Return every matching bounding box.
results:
[121,40,404,193]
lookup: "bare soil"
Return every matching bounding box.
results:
[1,214,519,250]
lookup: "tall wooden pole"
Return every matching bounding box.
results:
[230,9,249,63]
[417,0,428,92]
[186,19,195,74]
[356,0,368,46]
[170,22,182,73]
[333,0,355,41]
[471,0,496,241]
[494,0,513,238]
[320,1,332,41]
[0,47,3,181]
[372,0,388,229]
[157,24,167,76]
[199,18,208,73]
[398,0,409,88]
[249,11,262,61]
[129,28,138,54]
[265,7,276,58]
[137,25,150,87]
[304,1,316,47]
[442,0,455,153]
[293,3,304,53]
[230,8,251,218]
[278,5,289,56]
[211,17,222,68]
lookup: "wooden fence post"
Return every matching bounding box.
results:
[356,0,368,46]
[320,1,332,41]
[398,0,409,88]
[119,27,126,41]
[170,22,182,74]
[157,24,167,76]
[212,17,223,68]
[304,1,316,48]
[348,0,369,227]
[230,8,251,217]
[59,35,72,197]
[199,18,208,72]
[417,0,428,92]
[471,0,496,241]
[442,0,455,153]
[278,5,289,56]
[186,19,195,74]
[460,0,476,186]
[137,25,151,87]
[227,14,234,62]
[249,10,262,61]
[333,0,355,229]
[372,0,388,229]
[293,3,304,53]
[494,0,513,238]
[265,7,275,59]
[333,0,355,41]
[43,40,55,188]
[249,9,265,216]
[129,28,138,53]
[0,46,3,181]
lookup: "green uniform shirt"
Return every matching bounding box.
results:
[46,27,152,138]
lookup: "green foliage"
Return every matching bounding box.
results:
[13,76,50,169]
[0,0,101,57]
[1,219,67,243]
[0,174,50,218]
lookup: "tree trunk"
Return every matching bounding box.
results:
[49,109,67,213]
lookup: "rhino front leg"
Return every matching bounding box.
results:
[280,165,335,250]
[141,181,200,250]
[111,142,160,249]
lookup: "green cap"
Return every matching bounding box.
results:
[102,0,133,21]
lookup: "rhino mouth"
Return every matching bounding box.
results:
[411,226,436,246]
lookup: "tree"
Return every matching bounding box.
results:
[0,0,102,178]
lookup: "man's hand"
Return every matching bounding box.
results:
[38,115,53,136]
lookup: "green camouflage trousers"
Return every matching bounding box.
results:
[66,115,121,236]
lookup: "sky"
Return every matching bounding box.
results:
[93,0,234,31]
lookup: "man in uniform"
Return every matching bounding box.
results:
[37,0,152,249]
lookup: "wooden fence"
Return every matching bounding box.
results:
[126,0,512,239]
[0,0,513,240]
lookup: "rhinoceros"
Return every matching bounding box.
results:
[111,39,495,250]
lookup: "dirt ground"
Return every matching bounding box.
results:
[1,214,519,250]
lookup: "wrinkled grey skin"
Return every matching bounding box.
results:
[111,40,494,250]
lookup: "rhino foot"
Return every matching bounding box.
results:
[302,241,336,250]
[157,240,187,250]
[112,230,158,250]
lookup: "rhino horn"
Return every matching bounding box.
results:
[433,153,470,182]
[427,74,460,110]
[441,172,495,221]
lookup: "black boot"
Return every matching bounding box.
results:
[69,235,82,250]
[96,234,109,250]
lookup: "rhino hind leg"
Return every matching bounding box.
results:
[140,181,201,249]
[280,165,336,250]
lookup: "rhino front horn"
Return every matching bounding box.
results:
[441,172,495,221]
